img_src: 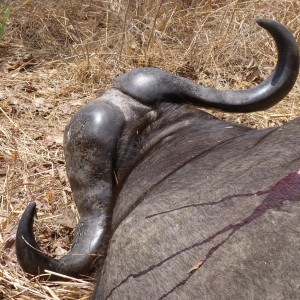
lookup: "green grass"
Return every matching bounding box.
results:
[0,3,12,42]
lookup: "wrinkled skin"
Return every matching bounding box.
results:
[16,19,300,299]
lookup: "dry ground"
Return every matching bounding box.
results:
[0,0,299,299]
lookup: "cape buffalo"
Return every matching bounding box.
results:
[16,19,299,299]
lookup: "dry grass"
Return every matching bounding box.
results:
[0,0,299,298]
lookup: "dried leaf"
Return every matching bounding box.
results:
[32,97,54,110]
[53,245,68,258]
[57,208,77,229]
[12,150,18,164]
[70,98,87,107]
[0,154,6,176]
[188,259,204,273]
[38,228,52,243]
[45,190,55,213]
[0,90,4,100]
[45,133,64,146]
[57,168,68,184]
[22,84,37,93]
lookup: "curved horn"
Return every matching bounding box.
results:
[113,19,299,112]
[16,101,126,277]
[16,202,107,277]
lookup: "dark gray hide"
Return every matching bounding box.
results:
[96,107,300,299]
[16,19,299,299]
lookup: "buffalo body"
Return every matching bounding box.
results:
[16,19,300,300]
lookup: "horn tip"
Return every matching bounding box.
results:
[256,18,273,27]
[16,201,41,275]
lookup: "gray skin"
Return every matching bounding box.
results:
[96,107,300,299]
[16,19,299,297]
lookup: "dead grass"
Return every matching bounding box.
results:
[0,0,299,299]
